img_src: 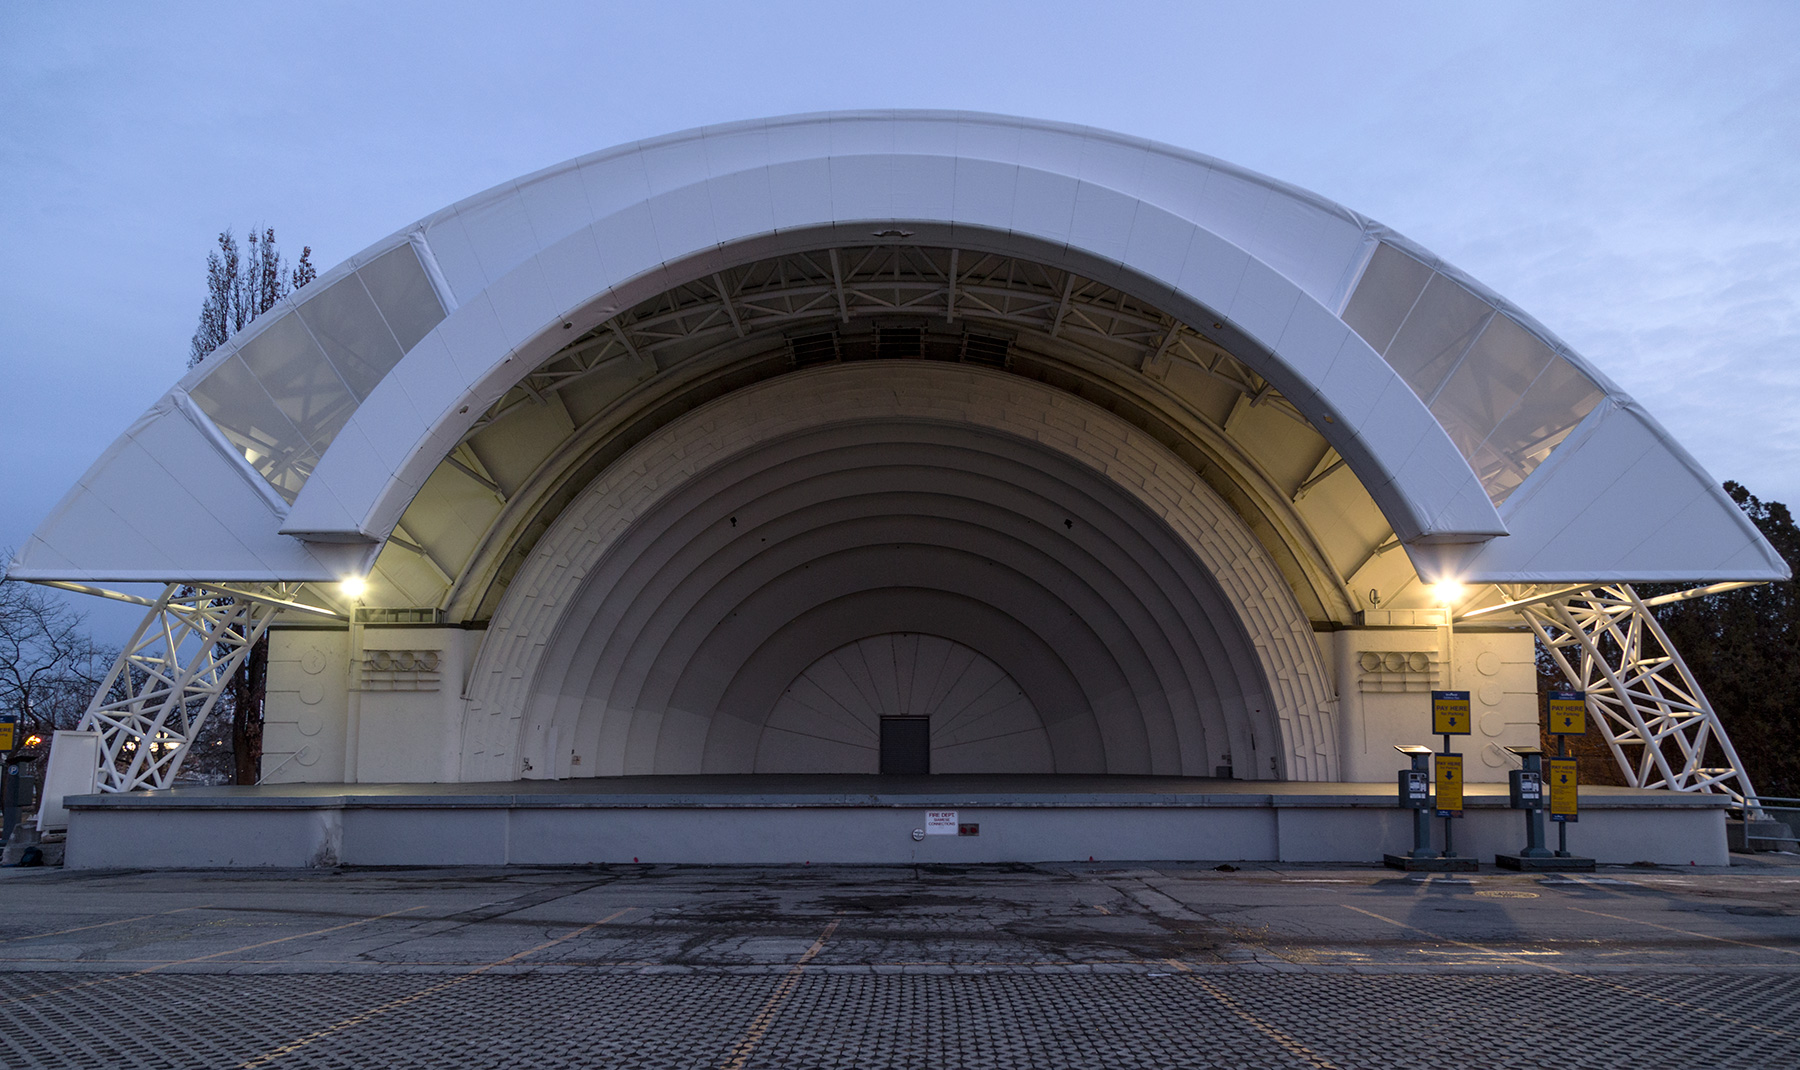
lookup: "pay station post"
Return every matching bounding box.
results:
[1493,692,1594,870]
[1547,691,1587,859]
[1432,690,1471,865]
[1542,758,1594,868]
[1383,745,1437,869]
[1494,746,1548,869]
[1386,696,1478,872]
[0,717,17,844]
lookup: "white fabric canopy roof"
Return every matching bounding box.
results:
[10,111,1786,586]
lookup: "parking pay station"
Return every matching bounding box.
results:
[1494,695,1595,871]
[1383,690,1479,872]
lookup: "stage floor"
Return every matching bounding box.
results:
[65,773,1722,807]
[60,775,1730,869]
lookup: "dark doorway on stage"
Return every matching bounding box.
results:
[879,717,930,775]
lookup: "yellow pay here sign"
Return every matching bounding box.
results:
[0,720,14,751]
[1432,691,1471,735]
[1434,753,1463,816]
[1547,691,1586,735]
[1549,757,1579,822]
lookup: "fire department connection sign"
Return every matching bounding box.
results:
[925,811,959,835]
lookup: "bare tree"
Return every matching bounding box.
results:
[0,577,111,749]
[227,631,268,785]
[184,227,317,778]
[184,226,317,777]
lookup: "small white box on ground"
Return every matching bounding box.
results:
[36,730,101,832]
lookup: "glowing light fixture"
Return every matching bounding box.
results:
[1431,580,1466,606]
[339,576,368,600]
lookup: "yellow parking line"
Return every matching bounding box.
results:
[240,907,635,1069]
[1343,904,1795,1040]
[1,906,427,1005]
[1568,906,1800,957]
[720,919,840,1070]
[1,906,209,943]
[1164,959,1340,1069]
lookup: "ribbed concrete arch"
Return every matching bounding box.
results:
[462,363,1337,782]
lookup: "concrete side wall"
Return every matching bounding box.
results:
[264,631,351,783]
[351,628,481,783]
[64,802,1726,869]
[266,628,483,785]
[1273,806,1725,865]
[65,808,344,869]
[1327,626,1540,784]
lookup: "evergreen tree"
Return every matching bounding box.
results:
[1649,481,1800,797]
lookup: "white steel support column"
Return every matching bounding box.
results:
[75,584,294,792]
[1517,583,1761,807]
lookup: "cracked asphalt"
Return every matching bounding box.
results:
[1,858,1797,1068]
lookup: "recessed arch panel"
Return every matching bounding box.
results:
[753,632,1053,775]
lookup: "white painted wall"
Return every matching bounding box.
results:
[1328,625,1540,785]
[267,626,482,784]
[263,630,350,783]
[351,628,482,783]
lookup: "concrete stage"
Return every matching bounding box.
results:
[61,775,1730,869]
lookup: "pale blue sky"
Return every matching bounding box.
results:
[3,1,1796,639]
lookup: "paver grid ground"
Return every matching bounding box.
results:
[4,970,1798,1069]
[1,860,1797,1069]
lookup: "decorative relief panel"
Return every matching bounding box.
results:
[360,649,442,692]
[1356,650,1442,693]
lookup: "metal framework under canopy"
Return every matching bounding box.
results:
[468,245,1310,441]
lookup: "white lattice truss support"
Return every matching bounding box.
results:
[76,583,300,792]
[1513,583,1761,808]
